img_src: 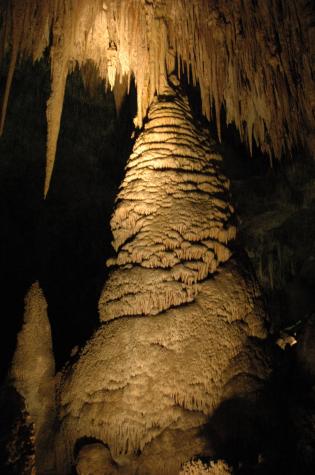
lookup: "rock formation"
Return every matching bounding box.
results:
[179,459,233,475]
[10,282,56,474]
[0,1,314,473]
[55,83,270,474]
[0,1,313,195]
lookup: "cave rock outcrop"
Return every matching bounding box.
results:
[56,85,271,474]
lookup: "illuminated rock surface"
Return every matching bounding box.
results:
[100,80,236,320]
[56,87,270,474]
[0,1,314,474]
[10,282,56,474]
[179,459,232,475]
[0,1,313,195]
[75,443,115,475]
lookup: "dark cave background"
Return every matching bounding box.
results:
[1,58,315,474]
[0,58,136,376]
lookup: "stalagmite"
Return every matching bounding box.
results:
[10,282,56,474]
[56,83,270,475]
[0,1,314,194]
[0,1,314,473]
[100,79,236,320]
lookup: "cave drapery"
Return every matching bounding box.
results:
[1,1,315,474]
[1,0,314,195]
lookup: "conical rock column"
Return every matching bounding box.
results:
[10,282,56,474]
[57,85,270,475]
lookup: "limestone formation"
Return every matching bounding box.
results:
[179,459,233,475]
[1,1,313,473]
[56,86,270,474]
[100,79,236,321]
[0,1,314,195]
[75,443,116,475]
[10,282,56,474]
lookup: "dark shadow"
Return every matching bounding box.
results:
[202,337,315,474]
[203,394,277,472]
[0,59,136,378]
[0,385,34,475]
[0,58,48,381]
[72,437,117,475]
[39,69,136,369]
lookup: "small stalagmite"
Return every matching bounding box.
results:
[10,282,56,475]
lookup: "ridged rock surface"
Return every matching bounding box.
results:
[100,85,236,320]
[1,0,313,194]
[57,88,270,474]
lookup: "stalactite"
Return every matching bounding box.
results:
[45,48,68,196]
[0,0,313,194]
[0,0,23,135]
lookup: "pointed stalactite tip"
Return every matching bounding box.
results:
[44,157,54,199]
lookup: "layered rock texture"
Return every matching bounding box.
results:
[1,1,314,473]
[10,282,56,474]
[100,79,236,319]
[56,87,270,474]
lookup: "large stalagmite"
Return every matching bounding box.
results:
[1,1,314,473]
[56,83,270,474]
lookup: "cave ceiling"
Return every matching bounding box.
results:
[0,0,314,195]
